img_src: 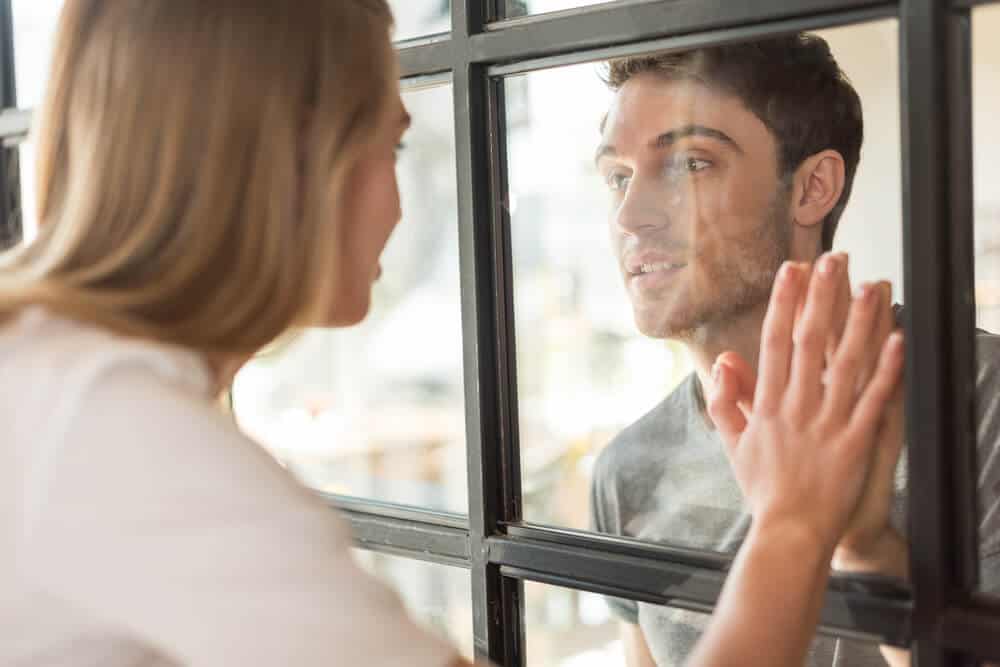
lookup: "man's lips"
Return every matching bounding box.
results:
[624,251,688,277]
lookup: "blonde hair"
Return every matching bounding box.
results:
[0,0,395,357]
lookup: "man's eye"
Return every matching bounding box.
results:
[679,157,711,173]
[607,172,631,191]
[686,157,712,172]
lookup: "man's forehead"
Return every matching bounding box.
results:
[600,76,761,153]
[604,76,730,137]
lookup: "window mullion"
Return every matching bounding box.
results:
[0,0,20,250]
[900,1,978,665]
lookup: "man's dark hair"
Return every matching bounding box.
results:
[604,34,863,252]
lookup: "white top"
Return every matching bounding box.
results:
[0,308,457,667]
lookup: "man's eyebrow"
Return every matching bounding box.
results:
[651,125,742,152]
[595,124,743,167]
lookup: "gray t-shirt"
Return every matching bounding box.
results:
[591,331,1000,667]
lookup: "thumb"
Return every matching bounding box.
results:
[869,389,905,504]
[714,351,755,417]
[707,360,749,449]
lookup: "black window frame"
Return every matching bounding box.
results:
[2,0,999,664]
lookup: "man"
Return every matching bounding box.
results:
[589,33,1000,666]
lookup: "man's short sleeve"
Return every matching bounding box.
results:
[975,332,1000,593]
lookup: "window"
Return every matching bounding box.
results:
[504,0,624,20]
[355,550,474,660]
[525,581,625,666]
[505,21,905,549]
[2,1,998,666]
[389,0,451,42]
[525,582,888,667]
[11,0,62,109]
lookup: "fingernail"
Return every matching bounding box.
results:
[712,361,722,382]
[819,254,839,277]
[854,283,872,302]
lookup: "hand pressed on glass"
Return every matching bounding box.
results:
[683,255,903,667]
[707,255,905,553]
[710,259,907,576]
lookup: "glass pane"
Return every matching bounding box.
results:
[505,21,906,562]
[12,0,65,109]
[973,4,1000,598]
[505,0,622,19]
[525,581,625,666]
[526,581,888,666]
[232,82,467,513]
[354,550,473,661]
[388,0,450,42]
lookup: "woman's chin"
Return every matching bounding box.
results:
[323,294,372,328]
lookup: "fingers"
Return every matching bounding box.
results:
[847,331,905,446]
[821,283,883,424]
[826,255,852,362]
[788,253,846,414]
[708,361,749,450]
[714,350,756,417]
[857,282,896,390]
[756,262,802,414]
[866,390,905,507]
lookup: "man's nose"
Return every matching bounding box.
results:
[613,178,671,235]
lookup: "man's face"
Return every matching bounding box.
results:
[596,73,792,340]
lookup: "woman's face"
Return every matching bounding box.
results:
[328,89,411,326]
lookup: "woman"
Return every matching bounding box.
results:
[0,1,902,665]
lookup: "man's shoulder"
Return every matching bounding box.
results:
[977,329,1000,383]
[974,329,1000,437]
[592,374,700,486]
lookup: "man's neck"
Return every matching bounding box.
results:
[684,304,768,413]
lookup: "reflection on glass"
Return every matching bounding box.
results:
[506,22,903,552]
[388,0,450,41]
[505,0,620,19]
[233,83,467,513]
[972,5,1000,598]
[354,550,473,661]
[527,581,886,667]
[12,0,65,109]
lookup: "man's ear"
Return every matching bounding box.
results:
[790,149,846,229]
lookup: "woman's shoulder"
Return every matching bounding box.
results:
[0,306,214,404]
[6,307,326,540]
[0,307,246,488]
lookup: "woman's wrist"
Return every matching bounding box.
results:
[749,514,837,566]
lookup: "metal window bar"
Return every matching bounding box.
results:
[0,0,19,250]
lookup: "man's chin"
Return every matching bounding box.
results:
[633,312,702,341]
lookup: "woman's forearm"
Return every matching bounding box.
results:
[686,520,834,667]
